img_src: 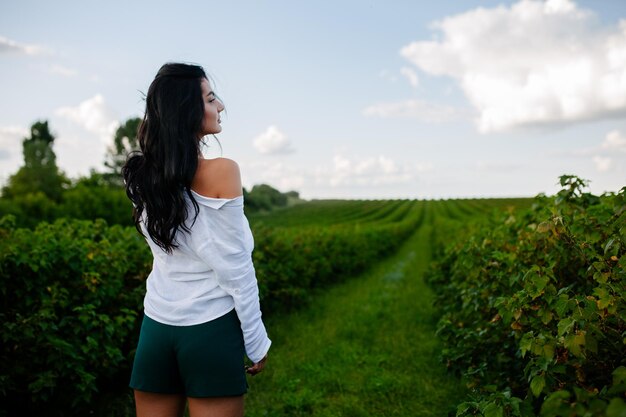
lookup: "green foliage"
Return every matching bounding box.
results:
[0,170,134,229]
[0,217,151,415]
[0,121,124,228]
[425,176,626,416]
[0,197,424,414]
[0,191,60,228]
[61,171,133,226]
[244,183,296,213]
[0,119,297,225]
[1,120,70,202]
[0,173,292,229]
[253,199,425,313]
[245,214,469,417]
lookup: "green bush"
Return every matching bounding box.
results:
[254,200,425,312]
[425,176,626,416]
[60,182,133,227]
[0,198,425,414]
[0,171,134,229]
[0,216,150,416]
[0,191,61,228]
[0,177,297,228]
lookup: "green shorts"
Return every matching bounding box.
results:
[129,309,248,397]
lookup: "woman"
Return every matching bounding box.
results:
[123,62,271,417]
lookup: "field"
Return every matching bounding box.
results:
[1,176,624,416]
[245,197,527,416]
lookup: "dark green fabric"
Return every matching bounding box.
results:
[129,309,248,397]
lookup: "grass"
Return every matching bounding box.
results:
[244,203,469,416]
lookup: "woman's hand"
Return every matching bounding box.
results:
[246,354,268,376]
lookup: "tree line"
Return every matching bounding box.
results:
[0,119,301,227]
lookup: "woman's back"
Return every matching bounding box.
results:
[191,157,243,199]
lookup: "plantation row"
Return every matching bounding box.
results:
[0,197,424,416]
[0,188,570,416]
[252,200,426,311]
[425,176,626,417]
[249,198,412,228]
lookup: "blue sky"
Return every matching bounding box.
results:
[1,0,625,199]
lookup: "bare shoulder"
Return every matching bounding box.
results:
[192,157,242,199]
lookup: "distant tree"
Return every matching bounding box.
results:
[103,117,141,186]
[1,120,69,201]
[61,171,133,226]
[244,184,289,212]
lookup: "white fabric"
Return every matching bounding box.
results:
[139,190,271,364]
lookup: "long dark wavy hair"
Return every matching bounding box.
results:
[122,62,210,253]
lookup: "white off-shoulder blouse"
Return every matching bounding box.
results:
[139,190,271,364]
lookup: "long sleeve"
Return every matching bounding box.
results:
[191,196,271,364]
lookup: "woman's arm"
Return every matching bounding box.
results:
[191,158,272,364]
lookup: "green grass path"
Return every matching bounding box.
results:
[245,203,468,416]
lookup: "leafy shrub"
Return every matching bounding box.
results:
[0,191,61,228]
[425,176,626,416]
[0,171,134,229]
[60,181,133,227]
[0,198,424,414]
[0,216,150,416]
[253,200,425,312]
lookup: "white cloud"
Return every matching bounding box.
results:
[0,35,45,55]
[400,67,419,88]
[602,129,626,152]
[548,129,626,174]
[244,160,304,191]
[362,99,464,123]
[55,94,119,143]
[49,64,78,77]
[253,125,295,155]
[242,153,431,197]
[318,154,424,187]
[379,69,398,82]
[400,0,626,133]
[592,155,612,172]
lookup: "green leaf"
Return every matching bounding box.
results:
[483,402,504,417]
[554,295,570,317]
[593,287,612,309]
[540,309,553,325]
[533,274,549,292]
[593,271,609,284]
[607,398,626,417]
[456,401,477,416]
[519,333,533,357]
[604,237,615,252]
[564,332,586,358]
[613,366,626,386]
[530,374,545,397]
[543,342,555,360]
[557,317,575,336]
[540,390,571,416]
